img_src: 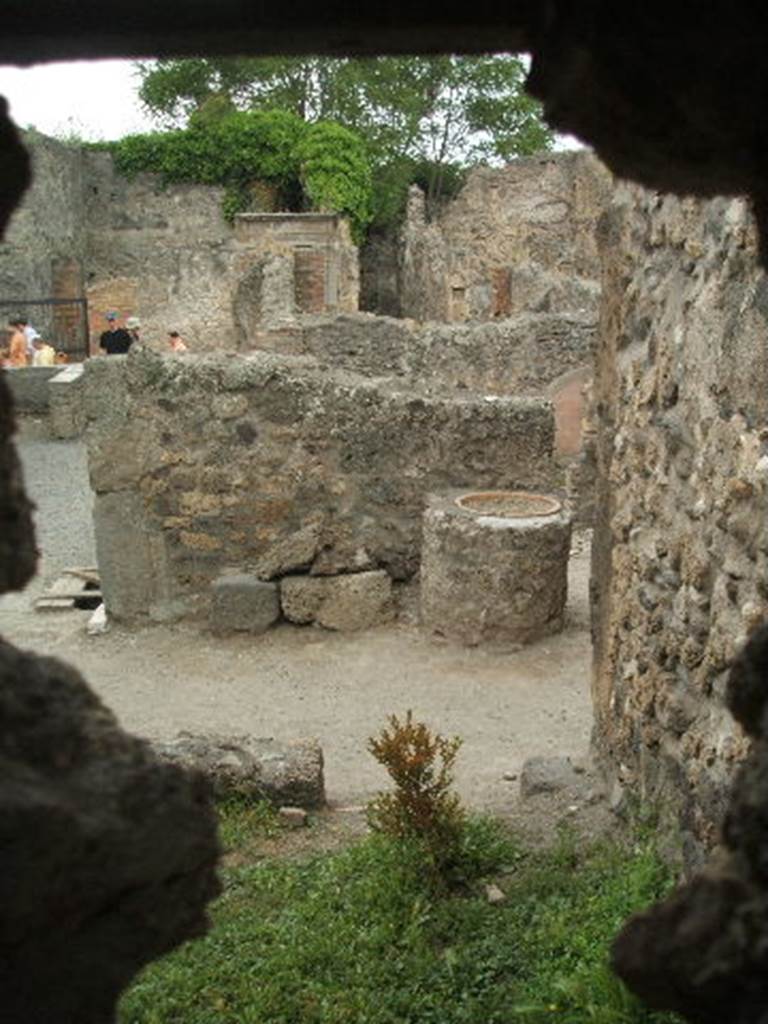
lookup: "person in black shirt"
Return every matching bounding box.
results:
[99,311,132,355]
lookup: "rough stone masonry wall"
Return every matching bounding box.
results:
[0,131,85,335]
[400,150,612,323]
[85,348,556,623]
[83,151,241,351]
[258,311,595,397]
[591,182,768,857]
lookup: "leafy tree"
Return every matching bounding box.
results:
[96,109,373,240]
[137,55,553,222]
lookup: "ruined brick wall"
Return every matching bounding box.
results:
[400,150,612,323]
[0,132,86,340]
[0,135,361,356]
[591,183,768,856]
[85,348,557,623]
[83,151,243,350]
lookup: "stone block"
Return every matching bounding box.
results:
[93,491,156,621]
[210,574,279,634]
[48,362,86,439]
[4,366,60,414]
[281,570,394,630]
[281,575,327,624]
[520,756,582,798]
[153,733,326,809]
[316,570,394,631]
[254,521,321,580]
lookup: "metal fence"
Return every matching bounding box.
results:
[0,297,89,362]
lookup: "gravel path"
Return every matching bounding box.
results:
[1,418,595,812]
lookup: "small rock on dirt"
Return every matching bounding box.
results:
[520,755,582,798]
[279,806,309,828]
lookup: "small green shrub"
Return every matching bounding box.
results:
[367,711,467,887]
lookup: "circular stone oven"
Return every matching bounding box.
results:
[420,490,572,646]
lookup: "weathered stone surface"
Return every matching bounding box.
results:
[210,574,279,634]
[315,570,394,631]
[85,348,557,622]
[400,153,611,323]
[520,756,582,798]
[420,491,572,646]
[0,641,220,1024]
[4,366,61,413]
[281,570,394,630]
[254,521,322,580]
[281,575,329,624]
[48,362,86,439]
[590,182,768,854]
[154,732,326,809]
[266,310,596,396]
[612,625,768,1024]
[93,490,175,623]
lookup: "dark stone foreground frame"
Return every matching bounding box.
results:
[3,4,768,1022]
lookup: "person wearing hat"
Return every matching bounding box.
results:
[99,311,132,355]
[126,317,142,346]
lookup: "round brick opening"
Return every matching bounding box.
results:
[455,490,562,518]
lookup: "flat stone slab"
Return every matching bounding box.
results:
[211,574,279,634]
[153,733,326,809]
[281,570,394,630]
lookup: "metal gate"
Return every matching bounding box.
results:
[0,296,89,362]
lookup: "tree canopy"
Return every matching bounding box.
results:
[137,56,552,168]
[97,110,373,241]
[137,56,552,220]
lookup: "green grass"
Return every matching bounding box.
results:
[119,804,681,1024]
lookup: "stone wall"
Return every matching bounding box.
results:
[85,347,557,623]
[591,183,768,856]
[400,151,612,323]
[0,135,361,358]
[0,132,86,342]
[4,365,65,413]
[256,311,595,397]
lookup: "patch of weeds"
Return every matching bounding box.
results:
[505,829,680,1024]
[119,813,681,1024]
[217,793,281,851]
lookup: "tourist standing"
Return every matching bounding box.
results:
[167,330,188,353]
[99,311,132,355]
[31,338,56,366]
[7,320,28,366]
[126,317,142,347]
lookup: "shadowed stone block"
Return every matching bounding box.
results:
[154,732,326,809]
[0,641,220,1024]
[211,574,279,634]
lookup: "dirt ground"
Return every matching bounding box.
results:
[1,417,602,835]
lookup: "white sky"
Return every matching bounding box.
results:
[0,59,582,150]
[0,60,155,141]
